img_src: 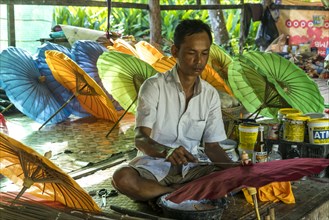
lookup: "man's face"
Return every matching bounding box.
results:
[171,31,211,77]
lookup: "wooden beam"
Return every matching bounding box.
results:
[271,4,328,11]
[0,1,149,9]
[149,0,162,51]
[0,0,243,10]
[7,3,15,47]
[160,4,242,10]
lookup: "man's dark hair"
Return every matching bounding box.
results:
[173,19,213,47]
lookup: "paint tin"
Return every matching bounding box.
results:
[283,115,310,142]
[308,118,329,145]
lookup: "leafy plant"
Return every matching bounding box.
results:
[52,0,261,54]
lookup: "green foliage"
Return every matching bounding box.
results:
[53,6,107,30]
[111,8,150,39]
[52,1,261,54]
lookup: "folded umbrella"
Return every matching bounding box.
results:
[166,158,329,203]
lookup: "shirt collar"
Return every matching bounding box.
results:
[165,65,202,95]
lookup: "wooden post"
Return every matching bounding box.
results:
[239,0,245,54]
[7,3,16,47]
[148,0,162,51]
[206,0,230,46]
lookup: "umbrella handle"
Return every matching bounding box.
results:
[106,96,137,137]
[247,187,261,220]
[38,84,88,130]
[38,93,76,130]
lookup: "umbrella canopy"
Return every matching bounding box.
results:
[202,65,233,96]
[152,56,233,95]
[97,51,158,114]
[34,41,90,118]
[108,38,139,57]
[134,40,164,65]
[71,40,108,85]
[60,25,105,46]
[0,133,100,212]
[207,44,233,82]
[152,56,176,73]
[0,47,71,124]
[242,52,324,114]
[71,40,123,111]
[45,50,118,122]
[166,158,329,203]
[228,56,290,118]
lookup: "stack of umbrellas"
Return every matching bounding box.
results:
[0,41,119,129]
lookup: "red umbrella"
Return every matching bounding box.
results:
[166,158,329,203]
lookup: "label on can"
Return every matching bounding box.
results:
[311,128,329,144]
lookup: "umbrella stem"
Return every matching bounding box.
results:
[247,107,262,120]
[38,94,76,130]
[1,103,13,114]
[247,93,282,120]
[106,96,137,137]
[38,84,88,130]
[11,186,28,206]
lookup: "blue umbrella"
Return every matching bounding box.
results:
[71,40,123,111]
[0,47,71,124]
[34,41,90,118]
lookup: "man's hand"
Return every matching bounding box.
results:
[165,146,198,166]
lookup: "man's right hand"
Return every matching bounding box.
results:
[165,146,198,166]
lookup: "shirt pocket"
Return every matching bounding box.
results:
[185,120,206,141]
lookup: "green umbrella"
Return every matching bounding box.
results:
[207,44,233,83]
[97,51,157,114]
[228,56,290,119]
[242,52,324,115]
[97,51,157,137]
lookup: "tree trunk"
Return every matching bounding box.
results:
[206,0,229,46]
[148,0,162,51]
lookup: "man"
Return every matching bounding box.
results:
[112,19,247,202]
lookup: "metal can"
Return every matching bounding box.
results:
[283,115,310,142]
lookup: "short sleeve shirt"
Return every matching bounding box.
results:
[132,66,227,181]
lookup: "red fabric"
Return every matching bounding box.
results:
[0,192,66,209]
[0,113,8,134]
[166,158,329,203]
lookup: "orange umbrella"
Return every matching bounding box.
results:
[152,56,233,95]
[0,133,100,212]
[107,38,139,57]
[152,56,176,73]
[201,65,233,95]
[44,50,118,123]
[134,40,164,65]
[207,44,233,83]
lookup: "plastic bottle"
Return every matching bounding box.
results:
[287,144,301,159]
[267,144,282,161]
